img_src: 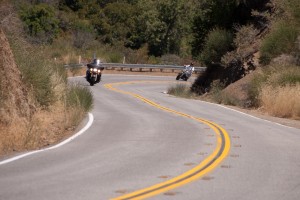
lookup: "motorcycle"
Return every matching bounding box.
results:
[176,65,194,81]
[86,59,104,86]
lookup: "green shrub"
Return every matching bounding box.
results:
[248,71,269,107]
[200,28,233,66]
[260,22,298,65]
[108,52,123,63]
[11,45,55,107]
[19,3,59,44]
[66,84,93,112]
[267,65,300,86]
[23,60,54,107]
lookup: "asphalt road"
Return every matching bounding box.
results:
[0,75,299,200]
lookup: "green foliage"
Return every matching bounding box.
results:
[66,83,93,112]
[279,0,300,25]
[127,0,194,56]
[14,0,299,66]
[260,21,298,65]
[108,51,123,63]
[191,0,237,57]
[200,28,233,66]
[63,0,85,11]
[267,65,300,86]
[11,43,56,107]
[93,2,138,44]
[289,0,300,24]
[191,0,268,58]
[248,72,269,107]
[20,3,59,43]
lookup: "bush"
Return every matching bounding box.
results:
[222,25,259,65]
[19,3,59,44]
[248,65,300,108]
[247,71,268,107]
[200,28,233,66]
[66,84,93,112]
[260,21,298,65]
[11,43,56,107]
[167,84,194,98]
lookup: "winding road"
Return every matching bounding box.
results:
[0,75,299,200]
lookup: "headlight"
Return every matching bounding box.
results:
[98,70,101,73]
[93,68,97,72]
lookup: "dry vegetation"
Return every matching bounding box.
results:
[0,1,93,157]
[260,84,300,118]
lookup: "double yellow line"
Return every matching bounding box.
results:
[104,81,231,200]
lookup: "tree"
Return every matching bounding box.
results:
[92,2,138,45]
[200,28,233,65]
[128,0,193,56]
[20,3,59,43]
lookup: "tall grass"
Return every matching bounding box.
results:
[10,39,55,107]
[248,65,300,118]
[64,83,93,127]
[66,83,93,112]
[167,84,194,98]
[260,84,300,118]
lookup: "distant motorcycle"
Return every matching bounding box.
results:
[86,59,104,86]
[176,64,194,81]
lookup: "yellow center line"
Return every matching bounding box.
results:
[104,81,231,200]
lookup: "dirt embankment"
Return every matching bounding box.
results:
[0,29,34,122]
[0,29,83,158]
[0,28,36,156]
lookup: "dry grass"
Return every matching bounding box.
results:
[0,102,86,156]
[168,83,195,98]
[260,84,300,119]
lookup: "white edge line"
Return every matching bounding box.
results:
[195,100,297,129]
[0,113,94,166]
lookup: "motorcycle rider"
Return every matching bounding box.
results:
[184,62,195,73]
[86,58,104,84]
[176,62,195,81]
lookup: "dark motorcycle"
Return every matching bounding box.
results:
[86,59,104,86]
[176,66,194,81]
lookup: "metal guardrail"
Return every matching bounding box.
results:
[65,63,206,73]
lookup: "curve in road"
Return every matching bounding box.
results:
[105,81,231,199]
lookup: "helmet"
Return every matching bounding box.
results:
[190,62,194,66]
